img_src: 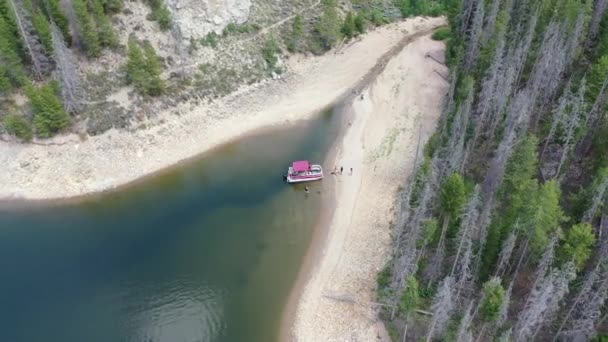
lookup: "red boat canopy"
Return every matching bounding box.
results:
[292,160,310,172]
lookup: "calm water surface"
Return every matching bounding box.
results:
[0,109,341,342]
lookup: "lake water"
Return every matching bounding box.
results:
[0,109,341,342]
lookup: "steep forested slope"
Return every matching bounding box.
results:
[381,0,608,340]
[1,0,448,142]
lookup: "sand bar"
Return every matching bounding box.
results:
[289,30,447,342]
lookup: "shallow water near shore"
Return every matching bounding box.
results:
[0,108,341,342]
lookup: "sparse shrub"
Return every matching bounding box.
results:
[262,37,280,70]
[432,27,451,41]
[145,0,171,30]
[287,15,304,52]
[341,12,356,39]
[3,114,33,141]
[354,11,367,34]
[369,9,386,26]
[201,32,219,48]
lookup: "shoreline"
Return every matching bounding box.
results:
[0,17,445,203]
[286,29,448,341]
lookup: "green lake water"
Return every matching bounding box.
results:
[0,109,341,342]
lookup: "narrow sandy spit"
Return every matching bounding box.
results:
[0,17,444,201]
[288,33,447,342]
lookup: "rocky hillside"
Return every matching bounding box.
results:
[0,0,445,141]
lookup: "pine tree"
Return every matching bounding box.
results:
[72,0,100,57]
[314,0,340,51]
[0,15,26,88]
[142,41,164,95]
[89,0,117,47]
[7,0,53,78]
[25,81,70,137]
[354,11,366,34]
[399,276,420,340]
[287,14,303,53]
[528,180,567,257]
[126,38,164,96]
[477,277,506,340]
[31,9,52,54]
[558,223,596,270]
[341,12,356,39]
[2,113,32,141]
[46,0,70,42]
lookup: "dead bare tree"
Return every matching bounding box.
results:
[426,276,455,342]
[582,174,608,223]
[451,186,481,277]
[463,0,485,72]
[51,24,83,113]
[555,78,587,177]
[540,79,572,161]
[587,0,608,44]
[7,0,53,79]
[494,230,517,277]
[456,301,475,342]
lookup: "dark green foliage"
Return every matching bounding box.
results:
[31,10,52,54]
[596,14,608,58]
[529,180,568,256]
[25,81,70,137]
[0,15,26,89]
[419,218,438,247]
[146,0,171,30]
[262,37,279,70]
[47,0,71,42]
[103,0,123,13]
[222,22,253,36]
[483,136,539,276]
[479,278,505,323]
[341,12,356,39]
[73,0,101,57]
[354,11,366,34]
[3,114,32,141]
[200,32,219,48]
[153,5,171,30]
[399,276,420,315]
[431,26,450,41]
[377,265,392,294]
[126,38,165,96]
[89,0,118,48]
[558,223,596,270]
[368,9,386,26]
[313,0,341,51]
[440,173,466,218]
[287,15,304,52]
[396,0,445,18]
[409,157,431,206]
[424,131,440,157]
[587,55,608,106]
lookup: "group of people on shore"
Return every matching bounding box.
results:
[331,166,353,175]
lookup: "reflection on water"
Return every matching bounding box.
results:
[0,109,341,342]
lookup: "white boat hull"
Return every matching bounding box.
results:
[286,175,324,183]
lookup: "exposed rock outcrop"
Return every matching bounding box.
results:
[166,0,252,40]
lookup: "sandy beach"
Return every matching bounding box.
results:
[0,17,444,201]
[288,31,448,341]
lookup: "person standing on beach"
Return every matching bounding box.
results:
[350,167,353,175]
[340,166,343,174]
